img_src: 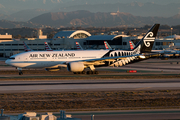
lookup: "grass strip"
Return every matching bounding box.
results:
[1,90,180,113]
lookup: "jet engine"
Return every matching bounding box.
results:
[67,62,84,72]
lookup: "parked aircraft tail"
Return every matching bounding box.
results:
[45,42,53,51]
[23,41,32,52]
[129,41,135,50]
[76,42,83,50]
[104,41,112,50]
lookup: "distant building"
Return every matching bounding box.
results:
[1,30,179,58]
[110,8,120,16]
[0,33,13,43]
[37,29,47,39]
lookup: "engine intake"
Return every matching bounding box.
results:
[67,62,84,72]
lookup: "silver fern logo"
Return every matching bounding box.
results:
[144,32,155,47]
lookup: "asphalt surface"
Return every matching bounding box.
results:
[1,58,180,120]
[0,79,180,93]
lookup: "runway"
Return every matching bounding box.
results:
[0,79,180,93]
[68,110,180,120]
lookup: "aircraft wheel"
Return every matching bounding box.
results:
[94,71,99,74]
[87,71,93,74]
[19,71,23,75]
[81,71,85,74]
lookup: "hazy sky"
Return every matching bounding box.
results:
[0,0,180,17]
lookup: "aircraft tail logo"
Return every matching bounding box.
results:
[143,32,155,47]
[133,24,160,53]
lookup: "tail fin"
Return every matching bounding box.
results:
[76,42,83,50]
[104,41,112,50]
[45,42,53,51]
[129,41,135,50]
[23,41,32,52]
[133,24,160,53]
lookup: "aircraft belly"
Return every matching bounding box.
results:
[11,63,36,68]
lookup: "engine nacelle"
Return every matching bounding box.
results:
[67,62,84,72]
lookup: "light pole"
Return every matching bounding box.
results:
[171,27,173,42]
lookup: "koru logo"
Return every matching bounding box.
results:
[144,32,155,47]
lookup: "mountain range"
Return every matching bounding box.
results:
[0,1,180,22]
[1,10,180,28]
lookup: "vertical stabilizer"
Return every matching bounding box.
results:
[129,41,135,50]
[133,24,160,53]
[76,42,83,50]
[104,41,112,50]
[23,42,32,52]
[45,42,53,51]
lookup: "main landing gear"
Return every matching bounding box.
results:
[86,71,99,75]
[73,71,99,75]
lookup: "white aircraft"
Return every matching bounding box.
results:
[5,24,160,75]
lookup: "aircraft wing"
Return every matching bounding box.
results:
[66,54,141,66]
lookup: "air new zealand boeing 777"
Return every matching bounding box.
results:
[5,24,160,75]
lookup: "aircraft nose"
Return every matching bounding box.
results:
[5,59,11,65]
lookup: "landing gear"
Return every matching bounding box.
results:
[73,71,86,74]
[19,71,23,75]
[86,71,99,75]
[73,71,99,75]
[17,68,23,75]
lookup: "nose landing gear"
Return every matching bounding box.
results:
[17,68,23,75]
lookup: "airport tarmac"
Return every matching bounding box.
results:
[1,58,180,120]
[0,58,180,93]
[0,79,180,93]
[68,109,180,120]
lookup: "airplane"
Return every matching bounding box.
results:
[5,24,160,75]
[44,42,53,51]
[105,41,136,51]
[129,39,179,58]
[76,42,83,50]
[104,41,112,50]
[23,41,33,52]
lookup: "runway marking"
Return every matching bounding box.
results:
[135,87,152,90]
[24,89,45,92]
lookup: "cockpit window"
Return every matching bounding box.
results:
[9,57,15,60]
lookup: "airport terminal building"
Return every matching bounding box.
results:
[0,30,180,57]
